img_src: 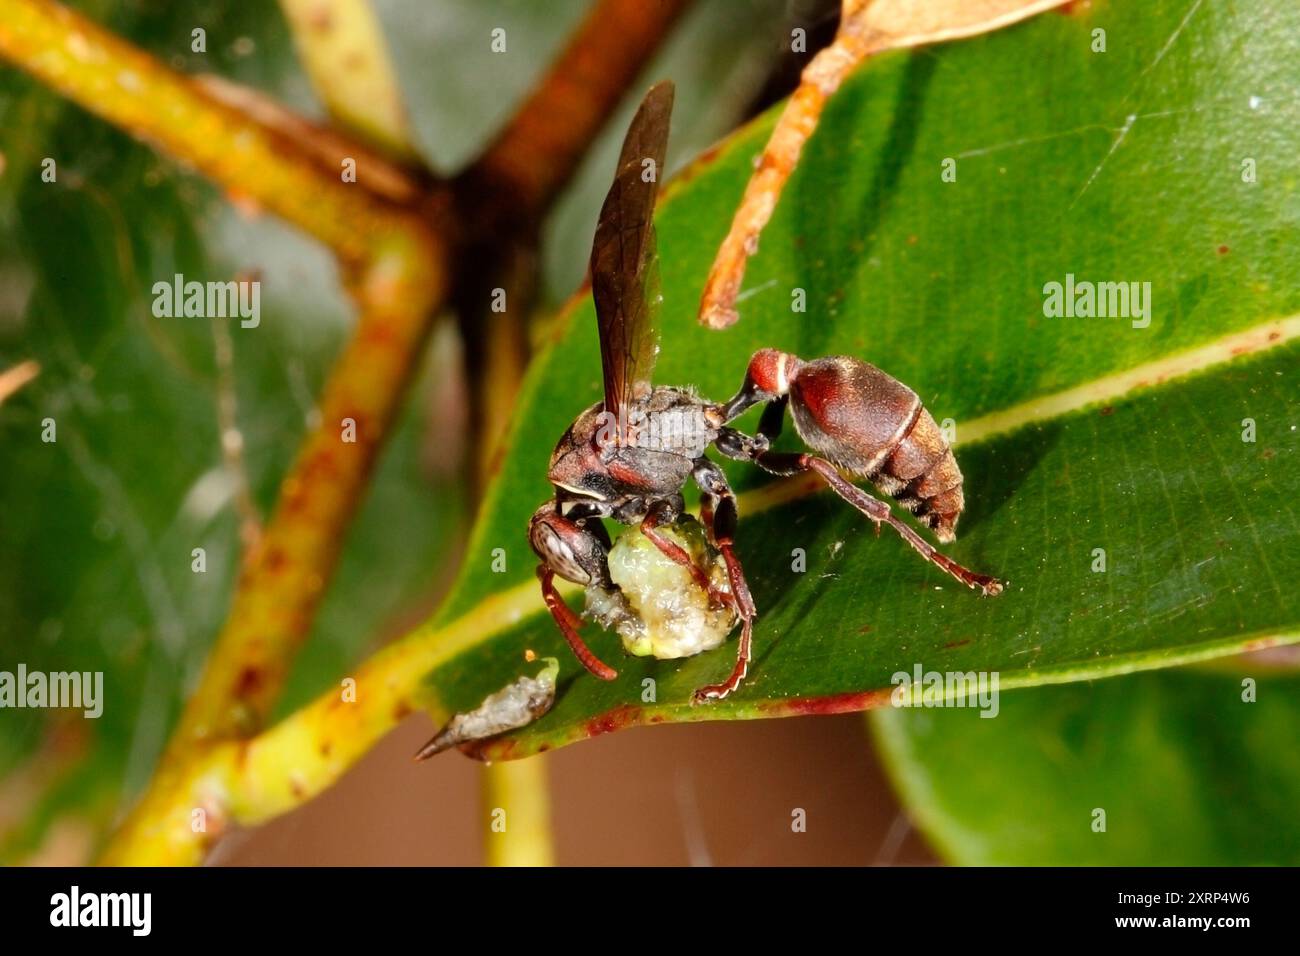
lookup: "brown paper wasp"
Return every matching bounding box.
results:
[529,81,1003,704]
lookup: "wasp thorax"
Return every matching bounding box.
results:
[592,400,717,454]
[584,516,737,660]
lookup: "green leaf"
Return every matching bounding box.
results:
[870,661,1300,864]
[414,0,1300,757]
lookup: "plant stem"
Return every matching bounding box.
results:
[0,0,427,265]
[0,0,458,861]
[171,232,447,747]
[277,0,420,163]
[483,759,555,867]
[467,0,693,218]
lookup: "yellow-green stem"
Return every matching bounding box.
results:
[483,759,555,867]
[0,0,423,264]
[277,0,419,163]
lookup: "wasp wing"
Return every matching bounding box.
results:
[590,80,673,442]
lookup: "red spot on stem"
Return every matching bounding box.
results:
[759,687,895,717]
[235,666,262,697]
[582,704,642,738]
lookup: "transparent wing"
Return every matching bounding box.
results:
[590,80,672,440]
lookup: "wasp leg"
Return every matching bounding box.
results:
[757,395,788,442]
[537,566,618,680]
[714,426,769,461]
[755,451,1004,596]
[639,498,732,610]
[690,459,758,703]
[529,504,620,680]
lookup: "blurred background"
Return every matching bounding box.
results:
[218,713,936,865]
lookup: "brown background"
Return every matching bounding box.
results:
[219,712,937,866]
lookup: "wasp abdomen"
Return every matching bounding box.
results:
[778,355,965,543]
[876,406,965,543]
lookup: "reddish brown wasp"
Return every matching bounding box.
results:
[529,81,1003,703]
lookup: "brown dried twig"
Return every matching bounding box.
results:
[699,0,1072,329]
[0,359,40,406]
